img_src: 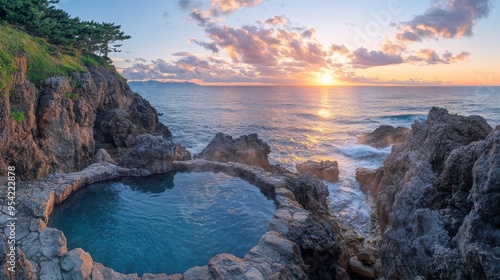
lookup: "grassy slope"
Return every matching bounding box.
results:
[0,24,110,94]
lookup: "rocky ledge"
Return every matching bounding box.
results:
[357,125,410,148]
[371,107,499,279]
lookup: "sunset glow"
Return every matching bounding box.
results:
[61,0,500,86]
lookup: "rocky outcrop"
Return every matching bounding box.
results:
[358,125,410,148]
[372,108,498,279]
[296,160,339,182]
[355,167,377,193]
[195,133,272,170]
[119,134,191,175]
[0,54,177,181]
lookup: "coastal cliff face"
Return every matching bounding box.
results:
[372,108,499,279]
[0,54,175,181]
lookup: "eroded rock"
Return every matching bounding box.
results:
[296,160,339,182]
[195,133,272,170]
[60,248,93,280]
[372,108,497,279]
[358,125,410,148]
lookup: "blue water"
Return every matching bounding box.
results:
[48,171,275,275]
[130,84,499,236]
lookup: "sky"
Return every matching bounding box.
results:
[59,0,500,86]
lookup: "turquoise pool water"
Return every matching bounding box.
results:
[48,171,275,275]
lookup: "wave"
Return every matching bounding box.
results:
[335,144,392,159]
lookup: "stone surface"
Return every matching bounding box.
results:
[60,248,93,280]
[195,133,272,170]
[371,108,497,279]
[357,125,410,148]
[296,160,339,182]
[349,257,375,278]
[39,228,67,259]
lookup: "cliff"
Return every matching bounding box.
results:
[372,108,499,279]
[0,52,184,181]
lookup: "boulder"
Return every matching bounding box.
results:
[195,133,272,170]
[357,125,410,148]
[39,228,67,259]
[120,134,191,175]
[296,160,339,182]
[355,167,377,187]
[371,108,497,279]
[60,248,93,280]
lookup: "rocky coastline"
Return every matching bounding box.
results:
[1,53,499,280]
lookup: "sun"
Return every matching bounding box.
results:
[319,73,335,85]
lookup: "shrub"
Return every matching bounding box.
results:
[11,108,25,123]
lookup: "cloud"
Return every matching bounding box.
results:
[209,0,263,16]
[178,0,196,11]
[407,49,470,65]
[396,0,492,42]
[331,44,350,55]
[135,58,147,63]
[162,11,169,18]
[264,16,288,25]
[190,9,211,26]
[350,48,404,68]
[190,39,220,53]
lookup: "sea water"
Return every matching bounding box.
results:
[130,84,499,236]
[48,171,275,275]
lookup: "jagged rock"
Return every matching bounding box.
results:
[296,160,339,182]
[60,248,93,280]
[358,125,410,148]
[195,133,272,170]
[355,167,377,187]
[93,148,116,164]
[120,134,191,175]
[286,172,330,216]
[0,53,175,180]
[371,108,496,279]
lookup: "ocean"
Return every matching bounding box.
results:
[130,83,500,237]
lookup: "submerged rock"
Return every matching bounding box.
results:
[358,125,410,148]
[195,133,272,170]
[372,107,497,279]
[296,160,339,182]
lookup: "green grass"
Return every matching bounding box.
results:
[10,108,25,123]
[63,92,79,101]
[0,24,110,94]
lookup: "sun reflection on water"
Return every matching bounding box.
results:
[317,109,332,118]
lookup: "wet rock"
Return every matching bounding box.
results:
[372,108,496,279]
[60,248,93,280]
[355,168,377,187]
[296,160,339,182]
[195,133,272,170]
[358,125,410,148]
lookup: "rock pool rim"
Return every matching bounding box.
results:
[18,159,339,279]
[47,169,277,276]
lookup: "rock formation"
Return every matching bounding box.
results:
[296,160,340,182]
[0,53,181,181]
[358,125,410,148]
[372,107,498,279]
[195,133,272,170]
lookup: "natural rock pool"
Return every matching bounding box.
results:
[47,171,275,276]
